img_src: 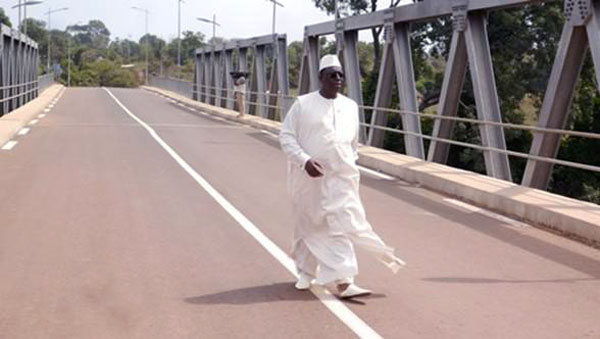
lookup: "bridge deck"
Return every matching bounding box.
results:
[0,87,598,338]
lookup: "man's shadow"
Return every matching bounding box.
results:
[184,282,385,306]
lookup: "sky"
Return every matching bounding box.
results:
[1,0,413,44]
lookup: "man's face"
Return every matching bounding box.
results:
[320,66,344,93]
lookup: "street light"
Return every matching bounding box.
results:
[12,1,43,35]
[197,15,220,44]
[177,0,185,73]
[266,0,283,36]
[45,7,69,73]
[132,6,150,85]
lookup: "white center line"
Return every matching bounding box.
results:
[17,128,30,136]
[103,87,383,339]
[44,108,51,113]
[29,119,39,125]
[38,113,46,118]
[1,141,18,150]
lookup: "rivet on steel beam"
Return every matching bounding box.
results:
[451,0,469,32]
[565,0,592,26]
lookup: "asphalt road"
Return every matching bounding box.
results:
[1,87,599,339]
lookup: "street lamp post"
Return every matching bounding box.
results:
[197,15,220,44]
[177,0,184,75]
[45,7,69,74]
[266,0,284,36]
[12,1,43,35]
[132,6,150,85]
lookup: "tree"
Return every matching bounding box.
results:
[288,41,303,89]
[67,20,111,50]
[0,7,12,27]
[312,0,408,73]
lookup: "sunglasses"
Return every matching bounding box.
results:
[328,71,344,80]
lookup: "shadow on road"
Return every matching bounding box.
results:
[184,283,317,305]
[360,175,600,279]
[184,283,387,306]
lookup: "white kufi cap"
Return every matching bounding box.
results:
[319,54,342,72]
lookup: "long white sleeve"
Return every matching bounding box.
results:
[279,100,311,168]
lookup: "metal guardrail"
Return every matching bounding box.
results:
[149,77,194,99]
[0,24,43,117]
[149,78,600,178]
[37,73,54,94]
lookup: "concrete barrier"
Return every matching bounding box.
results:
[0,84,64,147]
[142,85,600,247]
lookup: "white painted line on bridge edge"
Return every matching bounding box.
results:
[444,198,529,228]
[17,128,30,136]
[357,166,395,181]
[258,129,395,181]
[1,140,18,150]
[103,87,383,339]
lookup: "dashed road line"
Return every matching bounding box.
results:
[29,119,39,125]
[104,87,383,339]
[1,141,18,150]
[17,128,30,136]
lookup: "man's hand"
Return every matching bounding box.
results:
[305,159,324,178]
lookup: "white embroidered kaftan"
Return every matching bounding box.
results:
[279,91,403,285]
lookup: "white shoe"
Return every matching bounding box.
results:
[338,284,372,298]
[295,273,313,290]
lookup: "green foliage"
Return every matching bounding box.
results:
[66,59,139,88]
[0,7,11,27]
[68,20,111,50]
[288,41,303,89]
[165,31,206,66]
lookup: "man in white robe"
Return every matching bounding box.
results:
[279,55,405,298]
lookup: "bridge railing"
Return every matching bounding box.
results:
[164,82,600,180]
[149,76,194,99]
[37,73,54,94]
[0,24,42,117]
[182,0,600,194]
[297,0,600,191]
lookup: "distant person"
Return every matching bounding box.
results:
[234,75,246,118]
[279,55,405,298]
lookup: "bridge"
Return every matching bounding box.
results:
[1,1,600,338]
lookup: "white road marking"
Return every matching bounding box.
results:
[444,198,529,228]
[358,166,395,180]
[17,128,30,136]
[260,129,278,137]
[104,87,383,339]
[1,141,18,150]
[257,129,395,181]
[44,108,51,113]
[29,119,39,125]
[38,114,46,118]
